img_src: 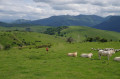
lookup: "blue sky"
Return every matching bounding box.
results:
[0,0,120,22]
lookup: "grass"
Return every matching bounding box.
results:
[61,26,120,42]
[0,26,120,79]
[0,26,50,33]
[0,31,66,48]
[1,26,120,42]
[0,42,120,79]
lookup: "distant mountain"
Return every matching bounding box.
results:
[28,15,104,27]
[2,15,120,33]
[0,21,32,27]
[0,21,9,27]
[93,16,120,32]
[12,19,31,24]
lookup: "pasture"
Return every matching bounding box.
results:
[0,42,120,79]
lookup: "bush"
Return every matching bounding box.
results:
[86,37,93,42]
[44,26,68,35]
[17,43,23,47]
[85,37,108,42]
[25,28,31,32]
[66,37,74,43]
[100,38,108,42]
[36,44,52,49]
[4,44,11,50]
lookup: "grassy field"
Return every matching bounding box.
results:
[0,26,120,79]
[0,42,120,79]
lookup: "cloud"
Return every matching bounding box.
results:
[0,0,47,20]
[33,0,74,4]
[33,0,120,7]
[33,0,116,6]
[33,0,120,16]
[0,0,120,22]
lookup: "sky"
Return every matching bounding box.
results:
[0,0,120,22]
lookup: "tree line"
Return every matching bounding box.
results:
[44,26,68,36]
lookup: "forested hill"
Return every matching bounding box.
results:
[93,16,120,32]
[28,15,104,27]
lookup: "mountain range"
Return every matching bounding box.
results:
[0,22,8,26]
[0,15,120,32]
[12,19,31,24]
[28,15,104,27]
[0,15,105,27]
[93,16,120,32]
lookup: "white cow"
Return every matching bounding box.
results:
[115,49,120,52]
[104,48,114,51]
[98,50,113,60]
[109,50,115,54]
[68,52,77,57]
[81,53,93,58]
[114,57,120,61]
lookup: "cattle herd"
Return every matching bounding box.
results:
[67,48,120,61]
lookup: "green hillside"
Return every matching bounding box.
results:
[60,26,120,42]
[1,26,120,43]
[0,31,65,49]
[0,26,120,79]
[94,16,120,32]
[0,26,50,33]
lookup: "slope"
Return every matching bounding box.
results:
[93,16,120,32]
[60,26,120,42]
[1,26,120,44]
[0,31,65,49]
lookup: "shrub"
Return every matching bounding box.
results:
[44,26,68,35]
[66,37,74,43]
[86,37,93,42]
[100,38,108,42]
[85,37,108,42]
[25,28,32,32]
[36,44,52,49]
[17,43,23,47]
[4,44,11,50]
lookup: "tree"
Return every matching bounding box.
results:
[44,28,55,35]
[4,44,11,50]
[94,36,101,42]
[110,39,112,42]
[100,38,108,42]
[86,37,93,42]
[44,26,68,36]
[67,37,74,43]
[25,28,31,32]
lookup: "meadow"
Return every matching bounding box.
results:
[0,26,120,79]
[0,42,120,79]
[61,26,120,42]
